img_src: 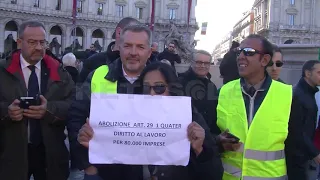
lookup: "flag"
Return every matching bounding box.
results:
[149,0,155,31]
[201,22,208,35]
[72,0,77,25]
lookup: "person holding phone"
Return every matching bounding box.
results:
[0,21,75,180]
[216,34,292,180]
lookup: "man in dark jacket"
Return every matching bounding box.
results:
[78,17,140,83]
[67,25,152,180]
[149,42,159,63]
[179,50,219,135]
[157,42,181,72]
[219,41,240,84]
[286,60,320,180]
[0,21,74,180]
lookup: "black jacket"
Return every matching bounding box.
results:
[148,107,223,180]
[219,50,239,84]
[67,59,143,180]
[157,49,181,72]
[285,78,319,161]
[178,68,220,135]
[78,42,120,83]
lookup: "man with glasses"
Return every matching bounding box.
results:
[179,50,219,135]
[216,34,292,180]
[0,21,75,180]
[158,42,181,73]
[266,45,284,83]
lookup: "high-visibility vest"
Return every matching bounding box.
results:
[91,65,117,94]
[217,79,292,180]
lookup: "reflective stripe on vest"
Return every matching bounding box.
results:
[91,65,117,94]
[245,149,285,161]
[217,79,292,180]
[242,175,287,180]
[223,163,288,180]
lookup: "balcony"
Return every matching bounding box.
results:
[279,24,310,32]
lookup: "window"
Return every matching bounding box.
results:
[289,15,295,25]
[11,0,17,4]
[56,0,61,10]
[136,8,143,19]
[290,0,295,5]
[97,3,103,15]
[116,5,124,17]
[34,0,39,7]
[77,1,83,13]
[169,9,176,20]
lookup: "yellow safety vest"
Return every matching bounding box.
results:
[217,79,292,180]
[91,65,117,94]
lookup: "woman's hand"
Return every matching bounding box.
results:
[77,118,94,148]
[187,121,205,156]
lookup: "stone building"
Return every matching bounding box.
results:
[212,32,232,63]
[212,0,320,61]
[0,0,198,55]
[232,10,254,43]
[253,0,320,44]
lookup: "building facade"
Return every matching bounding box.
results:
[253,0,320,44]
[212,32,232,63]
[232,10,254,43]
[0,0,197,56]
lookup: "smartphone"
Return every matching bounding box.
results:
[226,132,240,143]
[19,96,40,109]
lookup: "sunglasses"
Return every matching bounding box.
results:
[269,61,284,67]
[143,84,167,95]
[236,47,264,56]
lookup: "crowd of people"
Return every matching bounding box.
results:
[0,16,320,180]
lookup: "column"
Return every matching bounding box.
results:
[160,0,164,19]
[106,29,112,47]
[66,26,72,48]
[86,27,91,49]
[0,23,4,53]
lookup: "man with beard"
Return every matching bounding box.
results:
[78,17,140,83]
[0,21,74,180]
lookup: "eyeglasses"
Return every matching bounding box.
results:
[236,47,264,56]
[269,61,283,67]
[168,46,175,48]
[195,61,211,66]
[143,84,167,95]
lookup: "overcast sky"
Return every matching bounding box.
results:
[194,0,254,53]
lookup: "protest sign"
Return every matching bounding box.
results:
[89,94,192,166]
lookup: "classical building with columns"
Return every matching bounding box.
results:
[0,0,197,56]
[253,0,320,44]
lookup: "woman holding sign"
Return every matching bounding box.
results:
[78,62,223,180]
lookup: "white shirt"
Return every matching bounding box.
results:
[20,54,41,92]
[122,65,139,84]
[20,55,41,143]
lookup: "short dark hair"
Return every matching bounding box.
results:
[18,21,45,38]
[273,44,282,53]
[120,25,152,46]
[302,60,320,77]
[230,41,240,50]
[246,34,274,58]
[112,17,140,39]
[140,62,183,96]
